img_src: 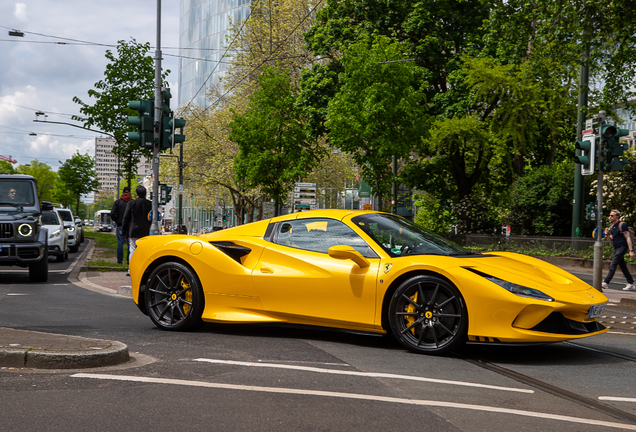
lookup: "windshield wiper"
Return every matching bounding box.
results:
[448,251,480,256]
[0,202,23,210]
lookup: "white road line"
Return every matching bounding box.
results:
[71,373,636,431]
[193,358,534,394]
[6,293,28,296]
[608,332,636,336]
[599,397,636,403]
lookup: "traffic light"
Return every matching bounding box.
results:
[158,88,187,150]
[574,136,595,175]
[128,99,155,149]
[601,125,629,171]
[165,185,172,203]
[160,115,187,150]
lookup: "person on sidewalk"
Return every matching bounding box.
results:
[122,185,152,276]
[110,186,133,265]
[602,209,636,291]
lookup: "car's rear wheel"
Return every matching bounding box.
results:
[389,275,467,355]
[145,262,204,331]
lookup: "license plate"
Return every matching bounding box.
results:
[588,303,607,318]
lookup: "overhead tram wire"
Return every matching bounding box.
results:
[179,6,255,119]
[195,0,326,119]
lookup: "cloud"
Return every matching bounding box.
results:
[14,3,27,21]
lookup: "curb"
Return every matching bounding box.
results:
[0,327,130,369]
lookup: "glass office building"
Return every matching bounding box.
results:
[179,0,251,108]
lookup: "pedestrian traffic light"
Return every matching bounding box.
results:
[601,125,629,171]
[574,136,595,175]
[127,99,155,149]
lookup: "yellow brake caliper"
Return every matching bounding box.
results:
[406,291,418,335]
[181,279,192,314]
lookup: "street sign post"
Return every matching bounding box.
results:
[294,182,316,211]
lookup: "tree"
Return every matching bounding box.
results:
[55,152,100,216]
[0,160,16,174]
[324,34,428,210]
[230,66,323,215]
[16,160,57,202]
[505,160,575,236]
[73,39,170,187]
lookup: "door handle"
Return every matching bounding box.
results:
[260,266,273,274]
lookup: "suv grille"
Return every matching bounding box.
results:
[0,223,13,239]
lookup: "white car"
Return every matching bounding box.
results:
[55,208,79,253]
[41,209,68,262]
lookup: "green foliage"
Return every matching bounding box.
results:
[325,34,428,210]
[505,160,575,236]
[596,152,636,225]
[230,66,323,215]
[16,160,57,202]
[413,192,454,234]
[55,152,100,215]
[0,161,16,174]
[72,38,169,187]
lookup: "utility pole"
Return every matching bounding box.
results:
[151,0,162,236]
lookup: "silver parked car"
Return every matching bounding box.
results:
[41,209,69,262]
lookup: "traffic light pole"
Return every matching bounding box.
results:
[151,0,162,236]
[572,47,590,238]
[178,135,184,233]
[592,112,606,291]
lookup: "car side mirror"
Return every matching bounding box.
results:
[328,245,370,268]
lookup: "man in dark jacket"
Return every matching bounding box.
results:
[122,185,152,275]
[110,186,133,264]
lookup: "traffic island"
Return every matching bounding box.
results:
[0,327,130,369]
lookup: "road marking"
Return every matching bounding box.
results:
[6,293,28,296]
[600,397,636,403]
[193,358,534,394]
[71,373,636,430]
[608,332,636,336]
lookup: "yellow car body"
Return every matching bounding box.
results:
[130,209,608,354]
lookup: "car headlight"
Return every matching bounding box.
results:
[66,226,75,232]
[485,275,554,302]
[49,229,62,239]
[18,223,34,237]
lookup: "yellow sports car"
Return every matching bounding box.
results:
[130,210,608,355]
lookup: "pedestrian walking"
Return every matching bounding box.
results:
[602,209,636,291]
[110,186,133,265]
[122,185,152,276]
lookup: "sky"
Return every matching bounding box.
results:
[0,0,181,171]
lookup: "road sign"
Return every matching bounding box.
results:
[294,204,311,209]
[294,199,316,205]
[295,182,316,187]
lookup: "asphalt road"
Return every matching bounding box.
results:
[1,249,636,431]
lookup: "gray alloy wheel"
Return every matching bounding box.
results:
[389,275,467,355]
[145,261,204,331]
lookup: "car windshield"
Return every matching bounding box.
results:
[351,213,473,258]
[41,211,60,225]
[0,180,36,207]
[58,210,73,222]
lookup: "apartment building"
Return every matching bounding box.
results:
[94,137,153,201]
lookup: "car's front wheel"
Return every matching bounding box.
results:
[145,262,204,331]
[389,275,467,355]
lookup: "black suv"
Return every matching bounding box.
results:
[0,174,50,282]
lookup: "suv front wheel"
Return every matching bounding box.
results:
[29,248,48,283]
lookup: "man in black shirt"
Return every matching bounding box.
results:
[110,186,133,264]
[122,185,152,276]
[603,209,635,291]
